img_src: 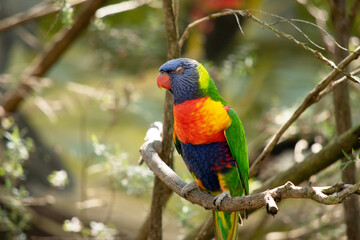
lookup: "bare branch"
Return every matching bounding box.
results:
[317,68,360,99]
[249,45,360,177]
[265,192,278,216]
[179,9,360,84]
[178,11,233,49]
[243,10,360,82]
[256,10,325,50]
[0,0,87,33]
[140,124,360,213]
[257,124,360,193]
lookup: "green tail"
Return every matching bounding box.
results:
[213,211,238,240]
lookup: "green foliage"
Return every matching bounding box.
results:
[52,0,74,28]
[0,119,34,240]
[341,148,359,171]
[60,1,74,27]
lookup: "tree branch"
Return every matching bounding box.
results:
[186,123,360,240]
[0,0,106,116]
[177,9,360,178]
[0,0,87,33]
[179,9,360,84]
[140,124,360,213]
[144,1,180,239]
[317,67,360,99]
[249,45,360,177]
[175,7,360,239]
[296,0,334,53]
[257,124,360,192]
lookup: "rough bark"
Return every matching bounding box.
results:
[147,0,180,239]
[140,124,360,211]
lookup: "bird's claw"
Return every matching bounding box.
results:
[213,191,231,210]
[181,181,198,198]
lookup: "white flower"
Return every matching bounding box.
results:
[48,170,69,189]
[90,221,105,236]
[90,221,117,238]
[63,217,82,232]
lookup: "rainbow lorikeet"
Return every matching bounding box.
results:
[157,58,249,240]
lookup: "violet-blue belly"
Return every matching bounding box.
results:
[180,141,236,192]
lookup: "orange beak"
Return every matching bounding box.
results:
[157,72,171,89]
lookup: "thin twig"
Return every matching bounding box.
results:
[241,10,360,84]
[224,9,244,35]
[317,68,360,100]
[269,18,349,52]
[249,45,360,177]
[179,9,360,85]
[296,0,334,53]
[178,11,235,48]
[256,10,325,50]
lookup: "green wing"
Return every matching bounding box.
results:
[224,107,249,196]
[173,129,182,156]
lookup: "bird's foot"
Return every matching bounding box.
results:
[181,181,198,198]
[213,191,231,210]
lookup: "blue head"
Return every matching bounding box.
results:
[157,58,203,105]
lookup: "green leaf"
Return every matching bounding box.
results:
[341,149,357,171]
[342,149,353,162]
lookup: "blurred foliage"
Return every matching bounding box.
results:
[0,119,33,240]
[91,135,154,196]
[88,3,167,72]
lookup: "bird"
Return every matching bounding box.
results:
[156,58,249,240]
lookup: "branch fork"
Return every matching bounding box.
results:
[140,123,360,216]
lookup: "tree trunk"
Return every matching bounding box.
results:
[148,0,180,239]
[330,1,360,239]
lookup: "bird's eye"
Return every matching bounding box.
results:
[174,66,183,74]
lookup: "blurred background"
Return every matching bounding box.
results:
[0,0,360,239]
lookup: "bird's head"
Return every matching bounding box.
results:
[157,58,211,104]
